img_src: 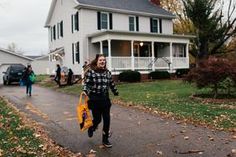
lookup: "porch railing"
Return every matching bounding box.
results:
[107,57,189,71]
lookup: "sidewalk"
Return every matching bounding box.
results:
[0,85,235,157]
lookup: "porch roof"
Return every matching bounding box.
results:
[88,30,195,44]
[48,47,64,56]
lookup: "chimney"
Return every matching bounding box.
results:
[150,0,160,6]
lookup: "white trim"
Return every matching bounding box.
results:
[170,42,173,72]
[100,41,103,54]
[131,40,134,70]
[151,41,155,71]
[108,39,112,70]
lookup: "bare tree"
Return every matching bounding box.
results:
[7,42,24,55]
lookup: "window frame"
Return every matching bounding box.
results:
[129,16,136,31]
[100,12,109,30]
[152,18,158,33]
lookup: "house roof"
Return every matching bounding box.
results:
[0,47,34,61]
[45,0,175,27]
[76,0,174,18]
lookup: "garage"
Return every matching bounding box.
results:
[0,48,33,84]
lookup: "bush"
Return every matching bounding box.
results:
[185,56,236,97]
[149,71,170,79]
[175,69,189,78]
[118,70,141,82]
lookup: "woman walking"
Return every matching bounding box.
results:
[22,65,35,96]
[83,54,118,148]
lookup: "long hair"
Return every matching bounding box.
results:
[81,54,107,83]
[90,54,107,71]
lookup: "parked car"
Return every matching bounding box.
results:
[3,64,26,85]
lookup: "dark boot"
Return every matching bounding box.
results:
[88,127,94,138]
[102,132,112,148]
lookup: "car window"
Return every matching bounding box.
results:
[10,66,25,73]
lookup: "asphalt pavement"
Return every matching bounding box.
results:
[0,85,235,157]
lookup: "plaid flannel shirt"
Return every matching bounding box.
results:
[83,69,118,95]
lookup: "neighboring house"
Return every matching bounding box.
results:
[31,55,59,75]
[45,0,193,75]
[0,47,33,84]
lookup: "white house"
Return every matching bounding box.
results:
[0,48,33,84]
[45,0,193,75]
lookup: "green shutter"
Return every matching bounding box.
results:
[136,16,139,31]
[97,12,101,30]
[109,13,113,30]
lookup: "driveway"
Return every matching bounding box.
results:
[0,85,235,157]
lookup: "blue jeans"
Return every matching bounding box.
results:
[26,83,32,95]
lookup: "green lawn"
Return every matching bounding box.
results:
[0,98,60,156]
[37,78,236,130]
[116,80,236,130]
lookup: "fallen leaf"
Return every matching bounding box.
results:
[180,130,186,133]
[156,150,163,155]
[34,133,41,138]
[184,136,189,140]
[232,135,236,139]
[232,149,236,154]
[209,137,214,141]
[89,149,96,154]
[178,150,204,154]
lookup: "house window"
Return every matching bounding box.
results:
[129,16,135,31]
[59,21,63,38]
[57,23,60,39]
[151,18,158,33]
[71,12,79,33]
[53,25,56,40]
[129,16,139,32]
[97,12,112,30]
[75,42,80,64]
[101,12,108,29]
[173,44,186,57]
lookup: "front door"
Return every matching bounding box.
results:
[139,43,151,57]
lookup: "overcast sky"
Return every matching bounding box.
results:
[0,0,51,56]
[0,0,235,56]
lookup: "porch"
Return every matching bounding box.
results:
[88,30,193,73]
[108,56,189,72]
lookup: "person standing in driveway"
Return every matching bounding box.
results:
[83,54,118,148]
[22,65,35,96]
[54,64,61,87]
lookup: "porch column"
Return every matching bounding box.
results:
[131,40,134,70]
[170,42,173,72]
[108,39,112,70]
[151,41,155,71]
[186,43,189,68]
[100,41,103,54]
